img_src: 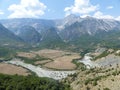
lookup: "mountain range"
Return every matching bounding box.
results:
[0,14,120,51]
[0,24,23,47]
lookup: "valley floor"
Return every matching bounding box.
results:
[17,49,81,70]
[0,63,30,76]
[5,59,75,80]
[1,48,120,90]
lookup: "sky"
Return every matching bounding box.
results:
[0,0,120,20]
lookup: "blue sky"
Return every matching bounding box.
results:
[0,0,120,20]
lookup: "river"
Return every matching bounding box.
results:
[79,54,99,69]
[5,59,75,80]
[3,54,99,79]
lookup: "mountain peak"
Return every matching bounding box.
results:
[65,14,80,19]
[62,14,81,26]
[83,16,97,20]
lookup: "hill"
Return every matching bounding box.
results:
[0,24,25,48]
[17,25,41,44]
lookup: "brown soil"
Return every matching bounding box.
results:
[17,52,36,59]
[43,53,80,70]
[17,49,81,70]
[0,63,30,76]
[33,49,66,59]
[34,60,52,65]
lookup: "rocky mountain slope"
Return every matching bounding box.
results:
[0,18,55,34]
[39,28,65,48]
[60,16,120,41]
[0,15,120,50]
[17,25,41,44]
[0,24,23,47]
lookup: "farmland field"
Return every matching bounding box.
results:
[0,63,31,76]
[17,49,81,70]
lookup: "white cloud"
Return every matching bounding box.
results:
[80,14,91,18]
[93,11,120,21]
[116,16,120,21]
[64,0,98,16]
[8,0,47,18]
[93,11,114,19]
[107,6,113,9]
[0,10,4,15]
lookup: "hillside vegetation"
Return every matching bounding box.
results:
[0,47,16,60]
[63,65,120,90]
[0,74,71,90]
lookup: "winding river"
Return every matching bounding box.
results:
[79,54,99,68]
[3,53,100,80]
[5,59,75,80]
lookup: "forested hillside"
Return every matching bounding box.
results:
[0,74,71,90]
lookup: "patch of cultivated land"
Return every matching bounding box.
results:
[34,60,51,65]
[44,55,80,70]
[34,49,81,70]
[33,49,65,59]
[17,52,36,58]
[0,63,30,76]
[17,49,81,70]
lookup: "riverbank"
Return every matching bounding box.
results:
[79,54,99,68]
[5,58,75,80]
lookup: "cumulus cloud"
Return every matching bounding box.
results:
[0,10,4,15]
[93,11,114,19]
[8,0,47,18]
[64,0,98,16]
[80,14,91,18]
[116,16,120,21]
[93,11,120,21]
[107,6,113,9]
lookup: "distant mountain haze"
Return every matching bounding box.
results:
[17,25,41,44]
[0,24,23,46]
